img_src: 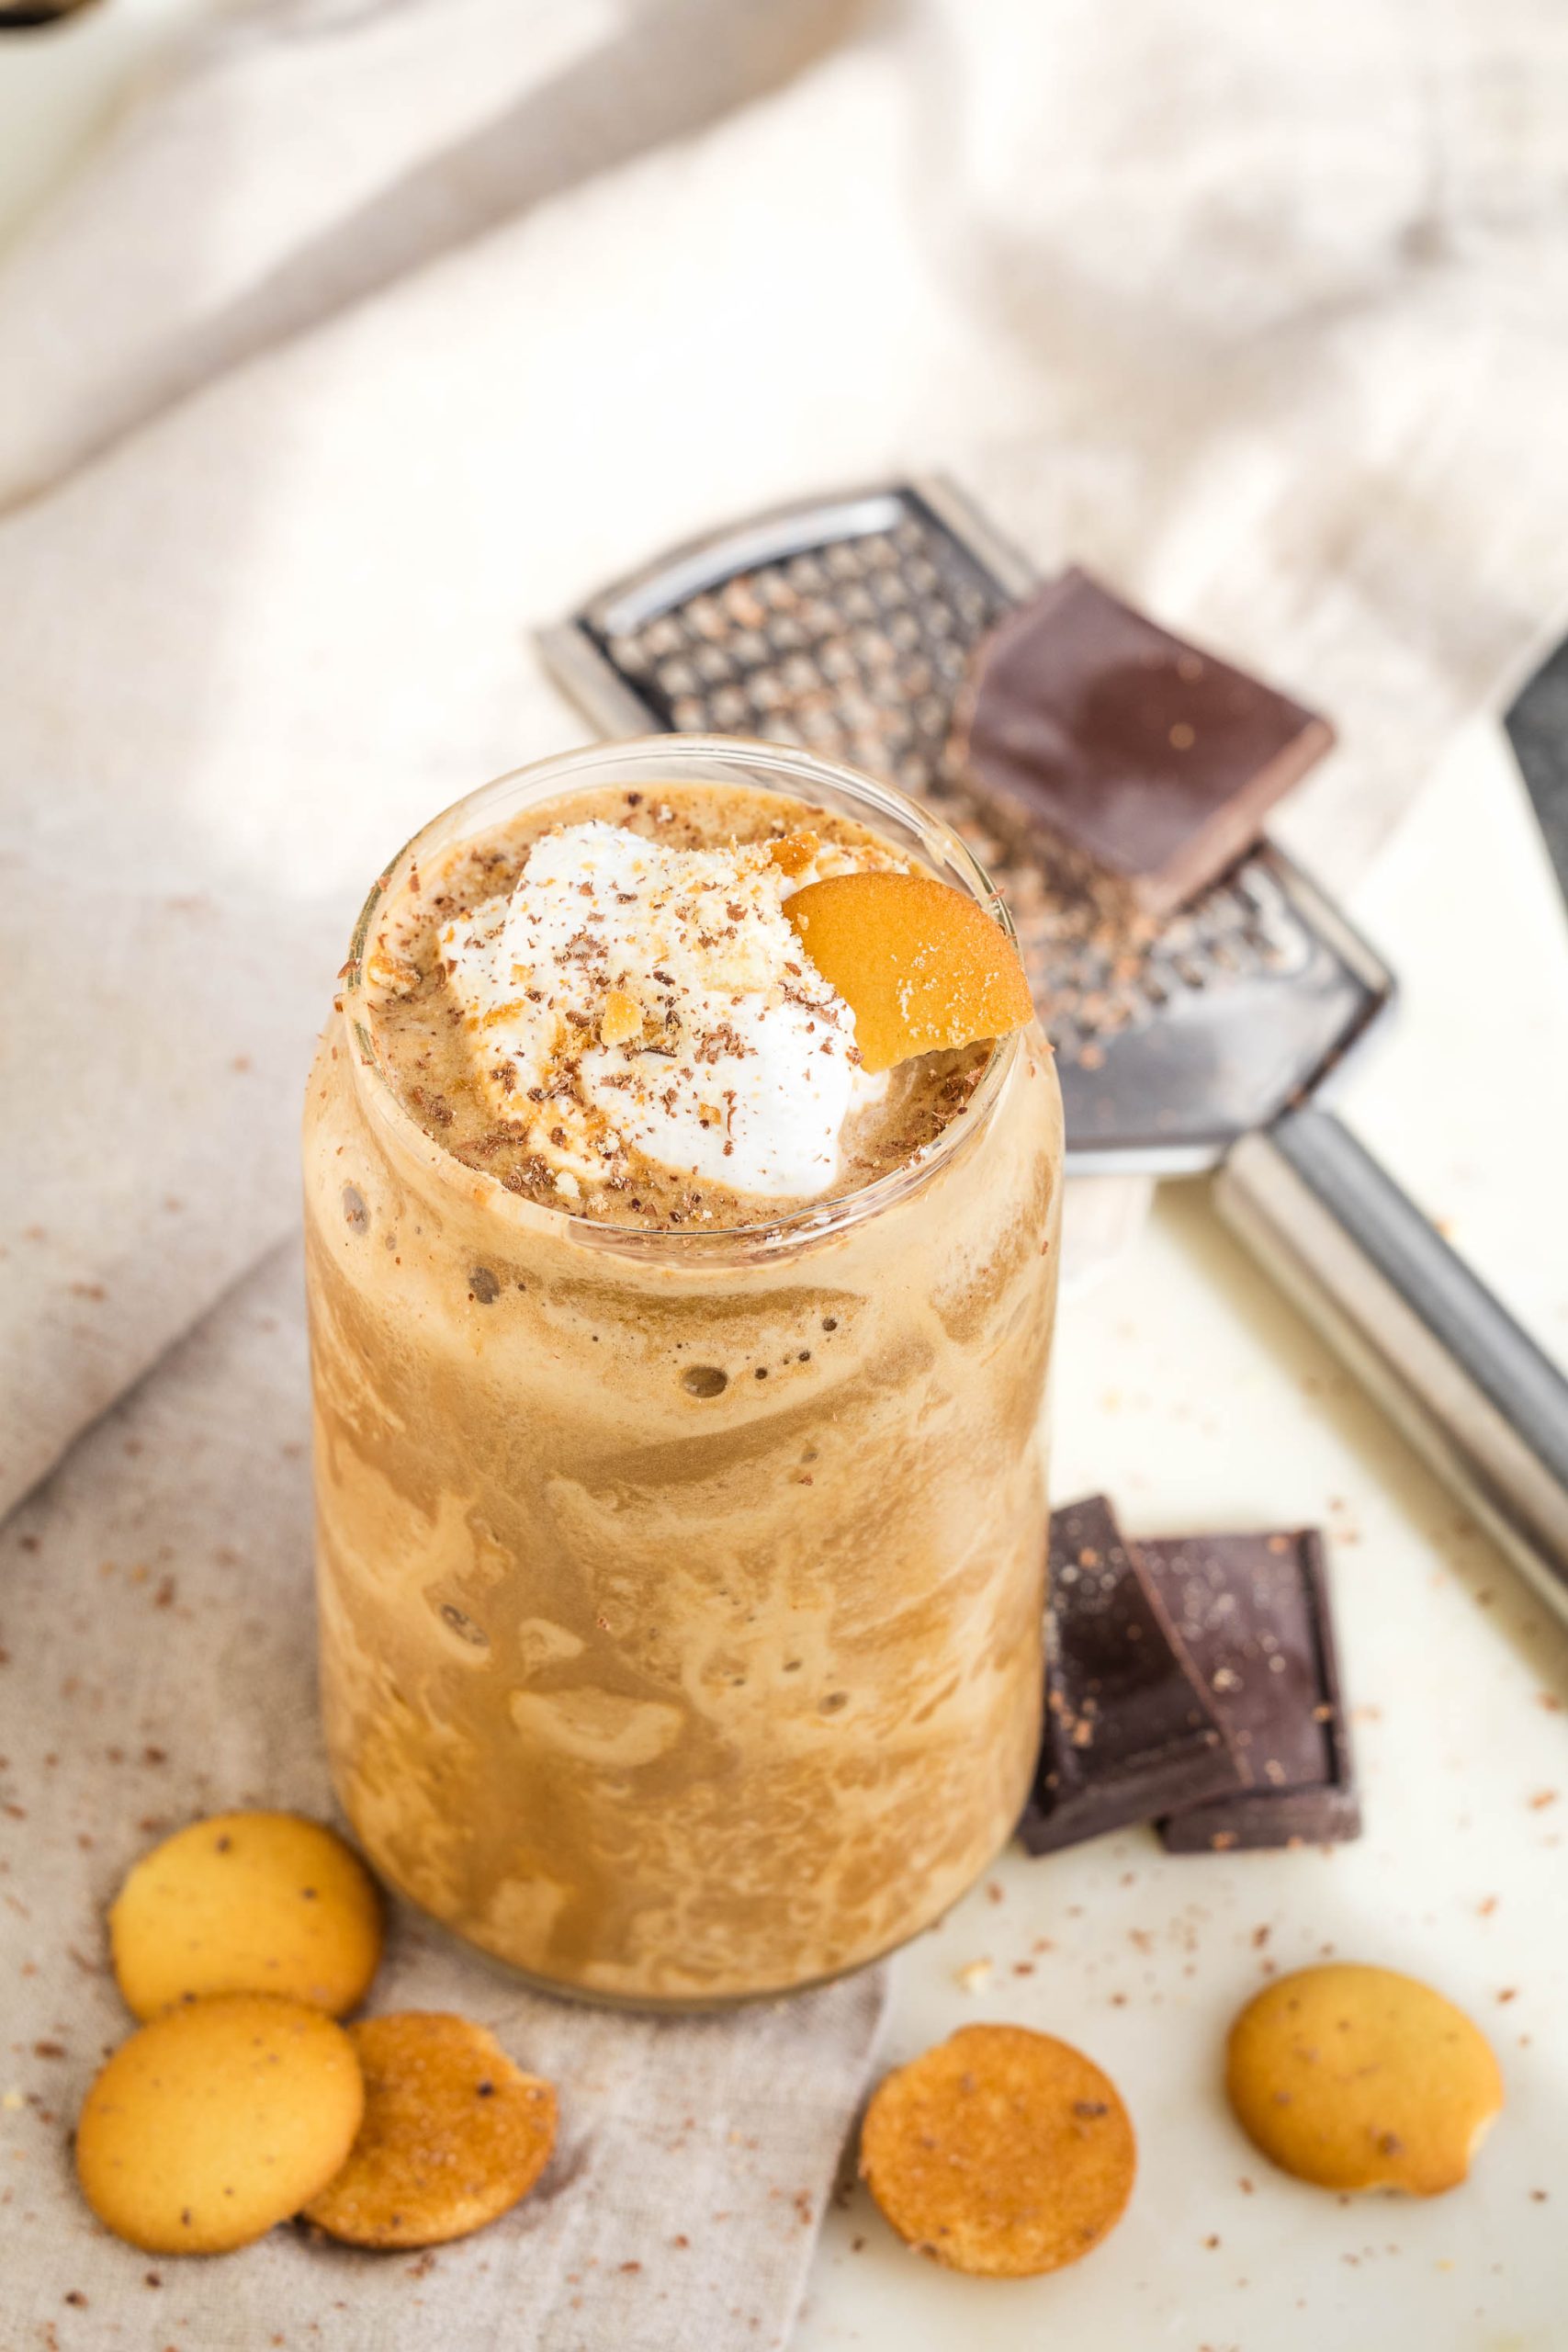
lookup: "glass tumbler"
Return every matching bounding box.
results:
[303,737,1063,2007]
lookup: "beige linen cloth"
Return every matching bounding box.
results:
[4,1244,887,2349]
[4,0,1568,2343]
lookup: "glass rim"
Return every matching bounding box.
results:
[338,733,1029,1264]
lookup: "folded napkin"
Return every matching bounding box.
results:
[0,1244,888,2352]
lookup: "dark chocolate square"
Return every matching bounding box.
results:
[1019,1496,1244,1856]
[1143,1529,1359,1851]
[950,569,1334,918]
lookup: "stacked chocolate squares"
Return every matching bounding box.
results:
[1021,1498,1359,1856]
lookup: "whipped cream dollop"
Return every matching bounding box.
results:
[438,820,892,1201]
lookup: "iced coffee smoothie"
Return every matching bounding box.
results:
[304,738,1063,2006]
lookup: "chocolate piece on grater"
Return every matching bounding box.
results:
[950,570,1335,921]
[1143,1529,1360,1852]
[1019,1497,1244,1856]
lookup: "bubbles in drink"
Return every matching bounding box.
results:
[437,1604,489,1650]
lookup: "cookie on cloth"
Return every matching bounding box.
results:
[1226,1963,1503,2194]
[109,1810,382,2020]
[859,2022,1135,2276]
[75,1994,364,2254]
[302,2013,558,2248]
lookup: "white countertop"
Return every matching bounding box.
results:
[798,721,1568,2350]
[5,20,1567,2346]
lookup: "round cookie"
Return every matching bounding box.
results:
[1226,1963,1503,2195]
[75,1994,365,2254]
[110,1812,382,2020]
[302,2013,558,2248]
[859,2023,1135,2277]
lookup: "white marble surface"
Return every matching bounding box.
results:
[4,19,1567,2346]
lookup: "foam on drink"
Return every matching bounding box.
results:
[435,820,890,1200]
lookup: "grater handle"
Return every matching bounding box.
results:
[1214,1105,1568,1624]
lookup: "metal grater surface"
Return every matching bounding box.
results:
[592,514,1003,795]
[539,480,1393,1174]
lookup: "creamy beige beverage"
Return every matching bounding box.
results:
[305,738,1062,2006]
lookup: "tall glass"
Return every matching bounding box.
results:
[304,738,1063,2007]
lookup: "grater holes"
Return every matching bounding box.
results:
[851,731,896,776]
[643,615,685,658]
[853,628,897,673]
[723,579,768,628]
